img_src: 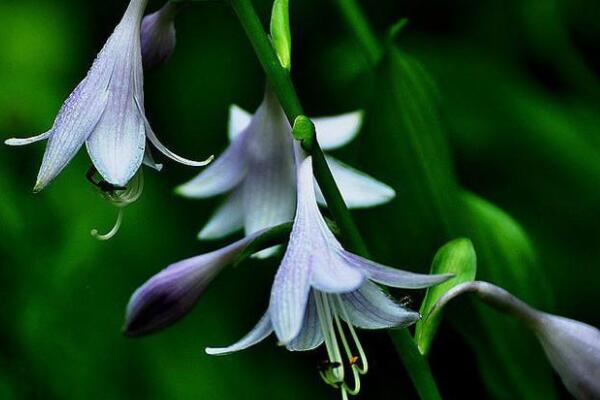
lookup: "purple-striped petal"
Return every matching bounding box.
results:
[176,130,249,198]
[85,0,149,187]
[205,311,273,356]
[124,231,262,337]
[287,292,324,351]
[340,251,452,289]
[338,282,420,330]
[198,190,244,240]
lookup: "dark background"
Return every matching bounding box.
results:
[0,0,598,398]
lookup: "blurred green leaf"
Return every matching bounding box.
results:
[416,238,476,355]
[358,45,558,399]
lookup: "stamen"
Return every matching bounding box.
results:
[315,292,345,385]
[91,209,123,241]
[336,296,369,375]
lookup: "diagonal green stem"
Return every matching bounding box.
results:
[227,0,441,398]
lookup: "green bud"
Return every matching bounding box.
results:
[270,0,291,70]
[292,115,315,151]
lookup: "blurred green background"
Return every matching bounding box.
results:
[0,0,598,398]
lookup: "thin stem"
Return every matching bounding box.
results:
[333,0,381,65]
[228,0,368,257]
[228,0,441,398]
[391,329,443,400]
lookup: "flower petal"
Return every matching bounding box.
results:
[198,190,244,240]
[338,282,420,330]
[286,292,324,351]
[33,83,110,191]
[5,130,52,146]
[228,104,253,141]
[124,232,262,337]
[294,157,365,293]
[205,311,273,356]
[176,131,249,198]
[269,242,312,344]
[87,96,146,186]
[316,156,395,208]
[138,98,214,168]
[340,251,452,289]
[313,111,363,150]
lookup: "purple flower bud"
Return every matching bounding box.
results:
[141,2,182,70]
[124,232,261,336]
[533,314,600,400]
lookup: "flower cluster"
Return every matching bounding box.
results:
[7,1,600,400]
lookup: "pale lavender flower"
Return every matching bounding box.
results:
[432,281,600,400]
[124,230,266,336]
[205,157,450,397]
[176,88,395,256]
[5,0,211,192]
[141,1,182,70]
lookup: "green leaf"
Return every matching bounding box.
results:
[415,238,476,355]
[270,0,291,70]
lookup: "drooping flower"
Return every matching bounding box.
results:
[5,0,211,192]
[176,88,395,252]
[431,281,600,400]
[124,229,267,337]
[204,157,451,397]
[140,1,182,70]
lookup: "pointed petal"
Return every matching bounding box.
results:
[269,242,312,344]
[241,148,296,235]
[294,157,365,294]
[143,147,163,171]
[198,190,244,240]
[34,84,110,191]
[124,232,262,336]
[228,104,253,141]
[176,133,248,198]
[86,96,146,186]
[270,157,362,344]
[287,292,324,351]
[205,312,273,356]
[338,282,420,329]
[241,88,296,236]
[316,156,395,209]
[340,251,452,289]
[313,111,363,150]
[138,98,213,168]
[5,130,52,146]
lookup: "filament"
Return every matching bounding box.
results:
[91,209,124,241]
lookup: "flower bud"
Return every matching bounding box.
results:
[533,314,600,400]
[141,2,182,70]
[430,281,600,400]
[124,233,261,336]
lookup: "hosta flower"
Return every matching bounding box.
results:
[5,0,210,192]
[176,88,395,254]
[141,1,182,70]
[433,281,600,400]
[206,157,450,397]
